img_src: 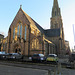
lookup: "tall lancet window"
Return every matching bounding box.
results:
[13,28,15,39]
[24,26,27,40]
[17,25,20,36]
[55,11,56,16]
[20,25,22,38]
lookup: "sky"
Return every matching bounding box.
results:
[0,0,75,49]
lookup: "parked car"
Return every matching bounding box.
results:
[46,54,58,62]
[32,54,46,62]
[69,53,75,62]
[6,53,24,60]
[0,51,7,59]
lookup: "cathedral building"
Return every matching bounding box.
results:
[6,0,66,56]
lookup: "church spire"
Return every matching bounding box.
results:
[52,0,61,17]
[53,0,59,7]
[50,0,62,29]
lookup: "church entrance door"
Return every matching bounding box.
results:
[14,44,21,54]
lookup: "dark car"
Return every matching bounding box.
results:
[0,51,7,59]
[69,53,75,62]
[6,53,23,60]
[32,54,46,62]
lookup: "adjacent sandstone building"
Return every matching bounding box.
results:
[0,34,4,51]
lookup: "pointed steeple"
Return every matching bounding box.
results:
[50,0,62,29]
[53,0,59,8]
[52,0,61,17]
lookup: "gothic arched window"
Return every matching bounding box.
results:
[17,25,19,36]
[32,39,39,49]
[55,11,56,16]
[13,28,15,39]
[20,25,22,38]
[24,26,27,40]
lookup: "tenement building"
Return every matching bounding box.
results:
[6,0,66,56]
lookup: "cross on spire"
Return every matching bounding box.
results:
[20,5,22,9]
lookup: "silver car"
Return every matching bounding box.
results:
[6,53,23,60]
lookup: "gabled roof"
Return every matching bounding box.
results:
[0,34,4,37]
[44,28,60,37]
[10,7,61,38]
[20,8,44,33]
[65,40,69,42]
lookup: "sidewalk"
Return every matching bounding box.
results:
[62,68,75,75]
[59,58,69,63]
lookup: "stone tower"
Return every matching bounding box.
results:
[50,0,62,29]
[50,0,65,54]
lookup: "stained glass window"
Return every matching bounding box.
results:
[17,25,19,36]
[20,25,22,38]
[25,26,26,40]
[32,39,39,49]
[13,28,15,39]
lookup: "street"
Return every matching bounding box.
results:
[0,61,75,75]
[0,64,48,75]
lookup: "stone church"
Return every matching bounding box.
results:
[6,0,65,56]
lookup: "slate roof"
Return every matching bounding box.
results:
[20,8,60,37]
[44,28,60,37]
[0,34,4,37]
[65,40,69,42]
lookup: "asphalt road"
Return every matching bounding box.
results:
[0,64,48,75]
[0,61,75,75]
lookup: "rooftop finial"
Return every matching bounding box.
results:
[20,5,22,9]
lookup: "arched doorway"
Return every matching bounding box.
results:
[14,44,21,54]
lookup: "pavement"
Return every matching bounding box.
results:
[61,68,75,75]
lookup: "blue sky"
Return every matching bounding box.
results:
[0,0,75,49]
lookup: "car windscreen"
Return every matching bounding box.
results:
[71,54,75,58]
[39,54,44,57]
[33,54,39,57]
[0,52,6,54]
[48,55,55,57]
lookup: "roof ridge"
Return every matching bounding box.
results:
[20,8,44,33]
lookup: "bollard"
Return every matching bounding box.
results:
[57,62,61,75]
[48,69,52,75]
[54,65,57,75]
